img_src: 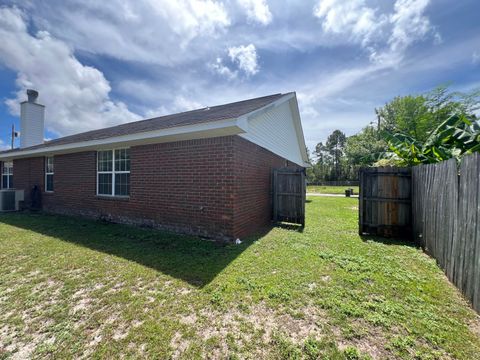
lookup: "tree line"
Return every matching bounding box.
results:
[307,85,480,183]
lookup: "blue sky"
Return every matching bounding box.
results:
[0,0,479,151]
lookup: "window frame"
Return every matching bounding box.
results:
[2,161,13,189]
[45,156,54,192]
[96,148,130,197]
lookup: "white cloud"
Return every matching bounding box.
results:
[0,7,141,137]
[388,0,436,53]
[313,0,384,46]
[371,0,437,66]
[0,139,10,151]
[473,51,480,65]
[314,0,438,67]
[210,57,238,79]
[237,0,272,25]
[211,44,259,78]
[228,44,259,76]
[144,95,204,118]
[21,0,231,66]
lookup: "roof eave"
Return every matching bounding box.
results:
[0,117,247,160]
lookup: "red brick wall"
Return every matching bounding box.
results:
[11,135,303,240]
[232,136,302,239]
[12,157,44,207]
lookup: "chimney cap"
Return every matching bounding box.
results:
[26,89,39,103]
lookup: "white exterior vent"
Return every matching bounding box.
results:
[20,89,45,148]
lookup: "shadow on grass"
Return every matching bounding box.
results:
[275,222,304,233]
[360,234,419,248]
[0,212,268,288]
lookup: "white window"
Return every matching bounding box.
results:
[45,156,54,192]
[97,149,130,197]
[2,161,13,189]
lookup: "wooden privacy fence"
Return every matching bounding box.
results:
[360,154,480,312]
[412,154,480,313]
[272,169,305,226]
[359,167,412,238]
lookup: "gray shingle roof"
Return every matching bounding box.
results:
[2,93,288,154]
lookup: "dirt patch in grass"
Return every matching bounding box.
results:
[334,319,395,360]
[469,317,480,337]
[170,332,191,359]
[179,313,197,325]
[170,303,330,358]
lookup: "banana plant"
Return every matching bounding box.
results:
[381,114,480,165]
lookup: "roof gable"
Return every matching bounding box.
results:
[240,95,309,167]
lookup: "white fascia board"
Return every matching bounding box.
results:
[236,115,249,132]
[288,95,310,167]
[1,118,246,160]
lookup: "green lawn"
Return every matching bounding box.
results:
[0,197,479,359]
[307,185,359,195]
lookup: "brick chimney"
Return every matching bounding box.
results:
[20,89,45,148]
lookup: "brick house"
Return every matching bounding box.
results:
[0,90,308,240]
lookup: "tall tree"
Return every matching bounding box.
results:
[325,130,346,180]
[383,114,480,165]
[376,95,431,141]
[313,141,330,181]
[377,86,480,165]
[376,85,480,142]
[345,125,386,166]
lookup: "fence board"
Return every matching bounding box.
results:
[456,156,469,295]
[461,154,479,304]
[445,160,458,281]
[474,156,480,311]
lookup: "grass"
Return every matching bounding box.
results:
[307,185,359,195]
[0,197,479,359]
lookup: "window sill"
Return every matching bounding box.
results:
[95,195,130,202]
[44,191,54,195]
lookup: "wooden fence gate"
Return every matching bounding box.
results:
[359,167,412,238]
[272,169,305,226]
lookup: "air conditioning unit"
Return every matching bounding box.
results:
[0,189,24,212]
